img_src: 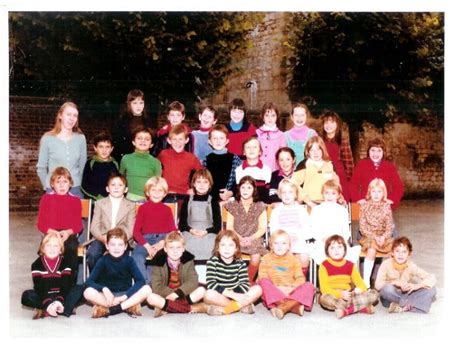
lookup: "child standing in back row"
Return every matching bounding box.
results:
[284,103,317,166]
[191,104,218,165]
[225,98,257,159]
[256,102,286,171]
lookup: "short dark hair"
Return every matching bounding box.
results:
[132,126,153,141]
[167,100,185,116]
[228,98,246,114]
[392,236,413,253]
[324,234,347,257]
[93,132,113,147]
[235,176,259,202]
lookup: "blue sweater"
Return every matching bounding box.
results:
[85,254,145,298]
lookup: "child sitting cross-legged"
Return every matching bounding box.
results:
[146,232,208,316]
[83,228,152,318]
[319,234,379,319]
[258,230,316,320]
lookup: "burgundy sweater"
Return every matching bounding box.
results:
[158,148,202,195]
[133,201,177,246]
[37,193,82,234]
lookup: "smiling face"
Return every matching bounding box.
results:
[208,130,229,151]
[168,110,185,126]
[392,244,410,265]
[243,139,261,161]
[43,237,62,259]
[132,131,153,153]
[271,234,290,257]
[323,187,339,203]
[291,106,308,128]
[308,143,323,161]
[199,109,217,129]
[263,109,278,127]
[167,132,189,153]
[59,106,79,131]
[52,176,71,195]
[147,185,166,203]
[130,97,145,116]
[230,108,245,123]
[323,118,338,137]
[106,237,127,258]
[106,177,127,199]
[327,240,346,260]
[369,146,384,163]
[218,236,237,262]
[94,141,113,161]
[277,151,295,175]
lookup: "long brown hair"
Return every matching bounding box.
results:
[212,230,241,259]
[321,109,343,145]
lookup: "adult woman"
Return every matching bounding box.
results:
[36,102,87,198]
[349,138,404,210]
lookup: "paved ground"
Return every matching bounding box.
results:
[8,199,444,341]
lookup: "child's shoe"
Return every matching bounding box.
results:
[154,307,166,318]
[270,306,284,319]
[388,302,403,313]
[125,304,142,316]
[32,309,45,320]
[335,305,355,319]
[240,303,255,314]
[207,305,225,316]
[92,305,110,318]
[290,303,304,316]
[359,305,375,314]
[190,302,209,314]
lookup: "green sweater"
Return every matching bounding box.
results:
[119,151,162,200]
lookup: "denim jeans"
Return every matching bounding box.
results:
[132,233,167,284]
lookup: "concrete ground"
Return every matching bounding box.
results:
[8,199,444,341]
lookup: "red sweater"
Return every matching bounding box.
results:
[349,158,404,209]
[133,201,177,245]
[226,121,257,157]
[158,149,202,195]
[37,193,82,234]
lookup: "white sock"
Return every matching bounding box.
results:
[363,259,375,288]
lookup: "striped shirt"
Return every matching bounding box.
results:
[206,256,250,294]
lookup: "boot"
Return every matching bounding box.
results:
[33,308,45,320]
[290,302,304,316]
[91,305,110,318]
[271,299,300,319]
[190,302,209,314]
[154,307,167,317]
[125,303,142,316]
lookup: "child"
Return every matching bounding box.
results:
[319,235,379,319]
[291,136,340,206]
[350,138,404,210]
[359,178,394,287]
[87,174,136,272]
[258,230,316,319]
[154,100,193,156]
[235,137,272,203]
[132,176,177,284]
[268,179,311,276]
[204,124,242,202]
[224,176,268,284]
[111,89,156,163]
[375,236,437,313]
[179,168,222,260]
[204,230,262,315]
[225,98,257,159]
[158,124,202,208]
[191,104,218,164]
[284,102,317,166]
[81,132,119,200]
[119,127,162,201]
[146,232,208,316]
[320,109,353,201]
[37,167,82,279]
[83,228,152,318]
[21,233,84,319]
[308,180,360,264]
[256,102,286,171]
[268,147,296,204]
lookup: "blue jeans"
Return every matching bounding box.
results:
[86,240,106,272]
[132,233,167,284]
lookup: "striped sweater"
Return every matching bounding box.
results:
[206,256,250,293]
[319,258,367,298]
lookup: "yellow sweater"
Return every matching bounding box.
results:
[319,258,367,298]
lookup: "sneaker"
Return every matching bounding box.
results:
[92,305,110,318]
[125,304,142,316]
[270,307,284,320]
[240,303,255,314]
[360,305,375,314]
[190,302,209,314]
[335,309,345,319]
[388,302,403,313]
[207,305,225,316]
[33,309,45,320]
[154,307,166,318]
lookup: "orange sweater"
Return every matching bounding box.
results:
[258,252,305,287]
[319,258,367,298]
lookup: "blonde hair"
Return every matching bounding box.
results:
[49,166,73,189]
[304,136,330,161]
[321,179,342,197]
[366,178,388,201]
[165,231,185,246]
[38,233,65,256]
[46,102,81,136]
[144,176,169,198]
[269,229,291,252]
[277,178,299,199]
